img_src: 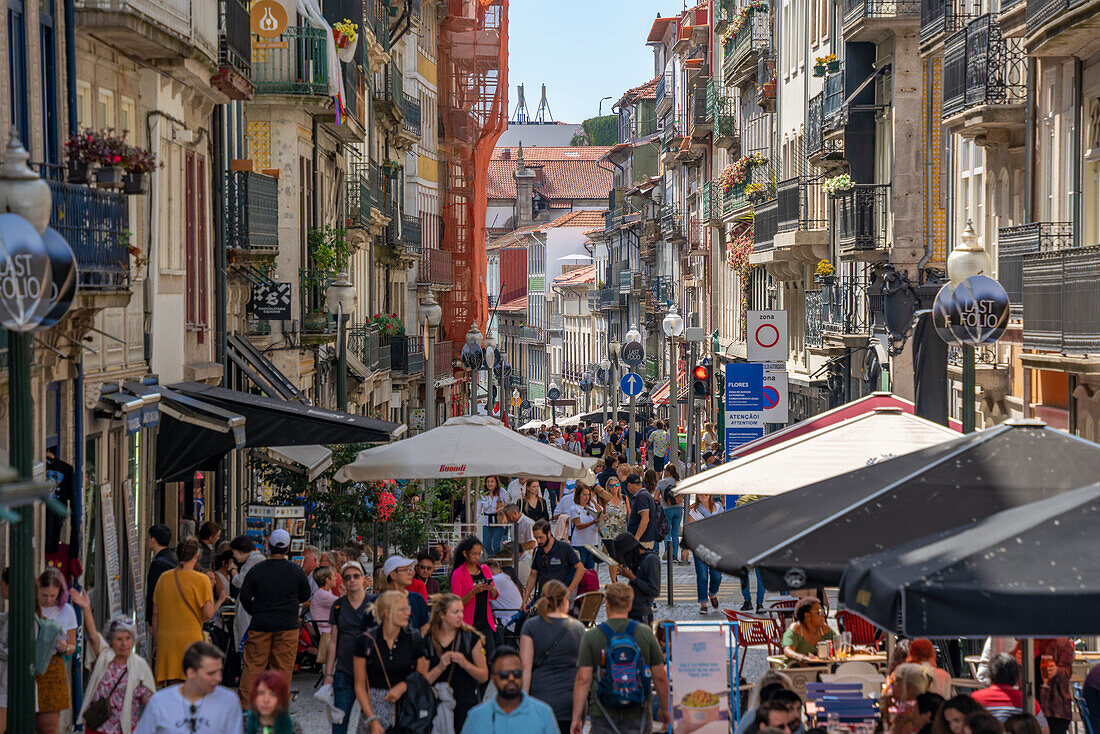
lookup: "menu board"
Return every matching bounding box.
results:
[99,482,122,617]
[667,622,736,734]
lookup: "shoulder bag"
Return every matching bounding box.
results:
[83,665,127,730]
[370,632,436,734]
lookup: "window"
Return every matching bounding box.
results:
[39,0,57,165]
[120,96,135,139]
[8,0,28,148]
[184,151,209,339]
[159,141,183,272]
[76,81,91,125]
[97,88,115,129]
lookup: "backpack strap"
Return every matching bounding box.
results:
[625,620,638,636]
[597,622,613,639]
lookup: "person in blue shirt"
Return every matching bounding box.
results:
[460,645,558,734]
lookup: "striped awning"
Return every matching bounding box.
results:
[650,367,687,405]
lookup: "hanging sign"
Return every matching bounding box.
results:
[37,227,77,328]
[99,482,123,617]
[621,341,645,367]
[250,0,288,38]
[0,213,52,331]
[932,275,1009,346]
[747,310,788,362]
[249,281,292,320]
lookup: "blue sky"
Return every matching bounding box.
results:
[507,0,677,124]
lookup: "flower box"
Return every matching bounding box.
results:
[813,64,827,77]
[333,29,349,48]
[67,159,90,184]
[828,59,841,72]
[95,165,123,189]
[814,274,836,286]
[122,172,147,195]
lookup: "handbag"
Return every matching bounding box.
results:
[83,666,127,730]
[173,570,212,644]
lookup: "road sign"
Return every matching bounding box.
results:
[748,311,788,362]
[761,370,788,423]
[249,281,292,320]
[510,394,520,407]
[724,412,764,455]
[725,363,763,412]
[620,371,643,397]
[595,367,607,384]
[547,386,560,401]
[621,341,645,367]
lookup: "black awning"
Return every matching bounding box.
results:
[226,332,308,402]
[147,383,247,483]
[683,420,1100,590]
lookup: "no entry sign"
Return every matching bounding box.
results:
[748,311,788,362]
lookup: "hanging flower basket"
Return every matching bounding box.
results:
[95,165,123,189]
[333,29,350,48]
[67,159,90,184]
[822,174,853,197]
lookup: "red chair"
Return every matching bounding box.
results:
[837,610,884,649]
[765,598,799,627]
[723,610,784,679]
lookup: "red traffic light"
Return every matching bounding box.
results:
[693,365,710,380]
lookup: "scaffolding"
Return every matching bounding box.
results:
[439,0,509,342]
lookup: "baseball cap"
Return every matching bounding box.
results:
[625,473,642,485]
[269,528,291,550]
[382,555,415,578]
[341,560,365,576]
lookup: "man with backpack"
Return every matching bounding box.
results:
[570,582,669,734]
[611,533,661,624]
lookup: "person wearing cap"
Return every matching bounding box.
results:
[237,528,311,706]
[612,532,661,623]
[229,534,263,660]
[624,473,659,549]
[324,560,372,734]
[145,523,177,625]
[374,555,429,632]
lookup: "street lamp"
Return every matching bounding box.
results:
[623,325,643,461]
[325,272,357,412]
[484,330,498,419]
[548,380,560,426]
[662,304,685,469]
[419,291,443,431]
[462,322,484,414]
[600,358,612,426]
[948,220,991,433]
[512,387,520,427]
[608,338,621,423]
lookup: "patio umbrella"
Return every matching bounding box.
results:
[673,407,958,497]
[682,419,1100,591]
[333,415,597,482]
[839,483,1100,637]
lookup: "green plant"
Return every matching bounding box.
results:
[65,127,101,164]
[122,145,158,174]
[574,115,618,147]
[822,174,853,196]
[307,226,351,273]
[815,54,838,65]
[815,259,835,278]
[370,312,405,336]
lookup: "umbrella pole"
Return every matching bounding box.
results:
[465,477,474,538]
[1021,638,1036,716]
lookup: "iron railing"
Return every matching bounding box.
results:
[346,162,370,228]
[714,0,737,29]
[655,70,673,110]
[418,247,453,285]
[707,82,738,143]
[226,171,279,251]
[300,269,335,333]
[921,0,976,44]
[836,184,890,253]
[1027,0,1065,31]
[942,15,1025,118]
[776,177,826,233]
[650,275,674,310]
[400,215,422,252]
[805,277,872,346]
[823,71,846,130]
[432,340,453,378]
[727,8,771,74]
[998,222,1074,318]
[660,205,685,240]
[754,196,778,252]
[219,0,251,77]
[252,26,328,95]
[519,326,541,343]
[390,334,424,373]
[47,179,130,289]
[807,93,824,157]
[597,287,615,310]
[1023,244,1100,354]
[401,92,421,135]
[691,90,708,129]
[844,0,920,26]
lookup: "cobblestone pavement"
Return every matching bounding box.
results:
[289,559,775,731]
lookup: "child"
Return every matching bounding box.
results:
[243,670,302,734]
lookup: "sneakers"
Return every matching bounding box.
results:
[740,600,752,611]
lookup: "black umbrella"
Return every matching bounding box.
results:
[682,419,1100,590]
[839,483,1100,637]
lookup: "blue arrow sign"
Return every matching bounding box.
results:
[620,372,643,397]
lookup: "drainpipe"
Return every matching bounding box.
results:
[1072,57,1082,246]
[1025,59,1036,222]
[214,105,227,375]
[65,0,76,135]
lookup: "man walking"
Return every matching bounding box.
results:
[523,520,585,607]
[230,535,263,656]
[134,641,242,734]
[461,646,559,733]
[570,582,669,734]
[145,524,177,625]
[648,421,670,472]
[612,533,661,624]
[624,474,658,549]
[237,528,310,706]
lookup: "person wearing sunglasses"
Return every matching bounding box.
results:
[459,646,559,734]
[133,641,242,734]
[323,561,372,734]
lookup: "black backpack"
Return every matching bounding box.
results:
[393,671,436,734]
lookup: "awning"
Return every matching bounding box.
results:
[262,445,334,482]
[96,389,145,435]
[146,383,247,483]
[121,381,161,428]
[649,367,689,406]
[346,350,370,381]
[726,391,962,460]
[226,333,307,402]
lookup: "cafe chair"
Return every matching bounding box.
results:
[723,609,784,680]
[574,591,605,627]
[837,610,884,649]
[1074,682,1095,734]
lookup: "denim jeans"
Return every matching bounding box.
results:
[740,568,765,606]
[663,506,683,559]
[483,524,505,556]
[576,546,596,569]
[331,670,356,734]
[694,555,722,603]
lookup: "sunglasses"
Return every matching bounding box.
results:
[417,564,433,571]
[344,573,363,580]
[187,703,199,732]
[493,669,523,680]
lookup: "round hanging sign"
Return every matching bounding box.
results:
[0,213,52,332]
[37,227,77,328]
[932,275,1009,347]
[620,341,645,367]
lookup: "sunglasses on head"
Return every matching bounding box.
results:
[493,669,523,680]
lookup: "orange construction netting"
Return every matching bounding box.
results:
[439,0,509,343]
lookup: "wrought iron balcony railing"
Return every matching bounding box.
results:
[399,215,422,252]
[300,269,335,334]
[660,205,685,240]
[836,184,890,254]
[227,170,279,251]
[390,333,424,373]
[942,15,1024,119]
[346,163,370,228]
[805,278,873,348]
[650,275,674,310]
[754,196,779,253]
[655,71,673,111]
[432,340,453,378]
[253,27,328,96]
[707,82,738,145]
[218,0,251,81]
[714,0,737,29]
[1027,0,1066,31]
[597,287,616,310]
[725,7,771,78]
[1023,243,1100,354]
[921,0,976,45]
[47,179,130,289]
[417,247,453,286]
[776,177,827,234]
[807,93,824,157]
[998,222,1073,318]
[401,92,421,135]
[823,71,846,131]
[844,0,920,26]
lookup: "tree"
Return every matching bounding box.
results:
[571,115,618,147]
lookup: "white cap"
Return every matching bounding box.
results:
[341,560,365,575]
[382,555,415,578]
[269,528,291,550]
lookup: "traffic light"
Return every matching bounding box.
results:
[692,363,712,397]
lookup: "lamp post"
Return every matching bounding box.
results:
[548,380,560,426]
[609,338,621,423]
[419,291,443,431]
[600,358,611,427]
[662,304,685,470]
[462,322,484,415]
[512,387,520,427]
[624,325,643,462]
[947,220,991,434]
[484,330,498,418]
[325,272,357,412]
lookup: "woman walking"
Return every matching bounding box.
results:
[423,593,489,731]
[478,476,506,557]
[323,561,372,734]
[520,479,550,523]
[687,493,723,614]
[449,535,499,657]
[597,475,628,582]
[568,484,602,570]
[35,568,78,734]
[72,590,155,733]
[353,591,429,734]
[520,580,585,734]
[151,538,214,686]
[657,464,685,563]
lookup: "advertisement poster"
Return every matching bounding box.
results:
[99,482,123,617]
[668,623,734,733]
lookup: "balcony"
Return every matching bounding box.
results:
[418,248,453,287]
[390,334,425,374]
[660,205,686,242]
[804,279,873,351]
[688,218,710,255]
[655,71,673,114]
[823,71,846,133]
[548,313,564,333]
[1026,0,1067,40]
[836,184,890,260]
[843,0,920,42]
[300,269,335,338]
[213,0,252,100]
[374,65,406,130]
[398,215,422,254]
[431,340,454,380]
[226,171,279,256]
[519,326,542,343]
[1023,243,1100,354]
[650,275,674,311]
[47,180,130,292]
[942,15,1025,140]
[401,92,421,136]
[921,0,976,48]
[253,27,329,98]
[707,82,739,151]
[75,0,197,60]
[714,0,736,30]
[807,93,824,158]
[368,328,392,372]
[346,163,370,229]
[722,7,770,85]
[753,197,778,253]
[690,90,710,135]
[660,123,687,168]
[998,222,1073,319]
[596,287,616,311]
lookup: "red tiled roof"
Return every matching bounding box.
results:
[488,146,613,202]
[647,16,676,42]
[618,77,659,106]
[553,263,596,286]
[489,210,607,251]
[497,295,528,313]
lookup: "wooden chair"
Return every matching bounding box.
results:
[575,591,605,627]
[837,610,884,649]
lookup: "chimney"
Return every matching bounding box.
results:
[513,141,537,229]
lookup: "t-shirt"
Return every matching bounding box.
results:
[239,558,311,632]
[576,618,663,720]
[490,572,523,623]
[354,628,425,690]
[329,594,372,676]
[510,513,535,547]
[132,685,243,734]
[531,539,581,593]
[504,479,525,505]
[41,602,78,633]
[569,503,601,547]
[626,489,658,542]
[780,625,836,663]
[521,615,586,720]
[309,588,338,633]
[650,430,670,459]
[585,441,605,458]
[972,684,1047,724]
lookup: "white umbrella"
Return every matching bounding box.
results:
[518,418,549,431]
[674,407,958,497]
[333,415,597,482]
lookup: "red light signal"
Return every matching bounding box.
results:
[692,364,712,397]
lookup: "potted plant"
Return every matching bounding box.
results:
[121,145,157,195]
[370,312,404,339]
[822,173,853,197]
[333,19,357,48]
[813,55,833,77]
[814,259,836,285]
[64,128,100,184]
[825,53,841,72]
[745,182,767,203]
[93,130,128,189]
